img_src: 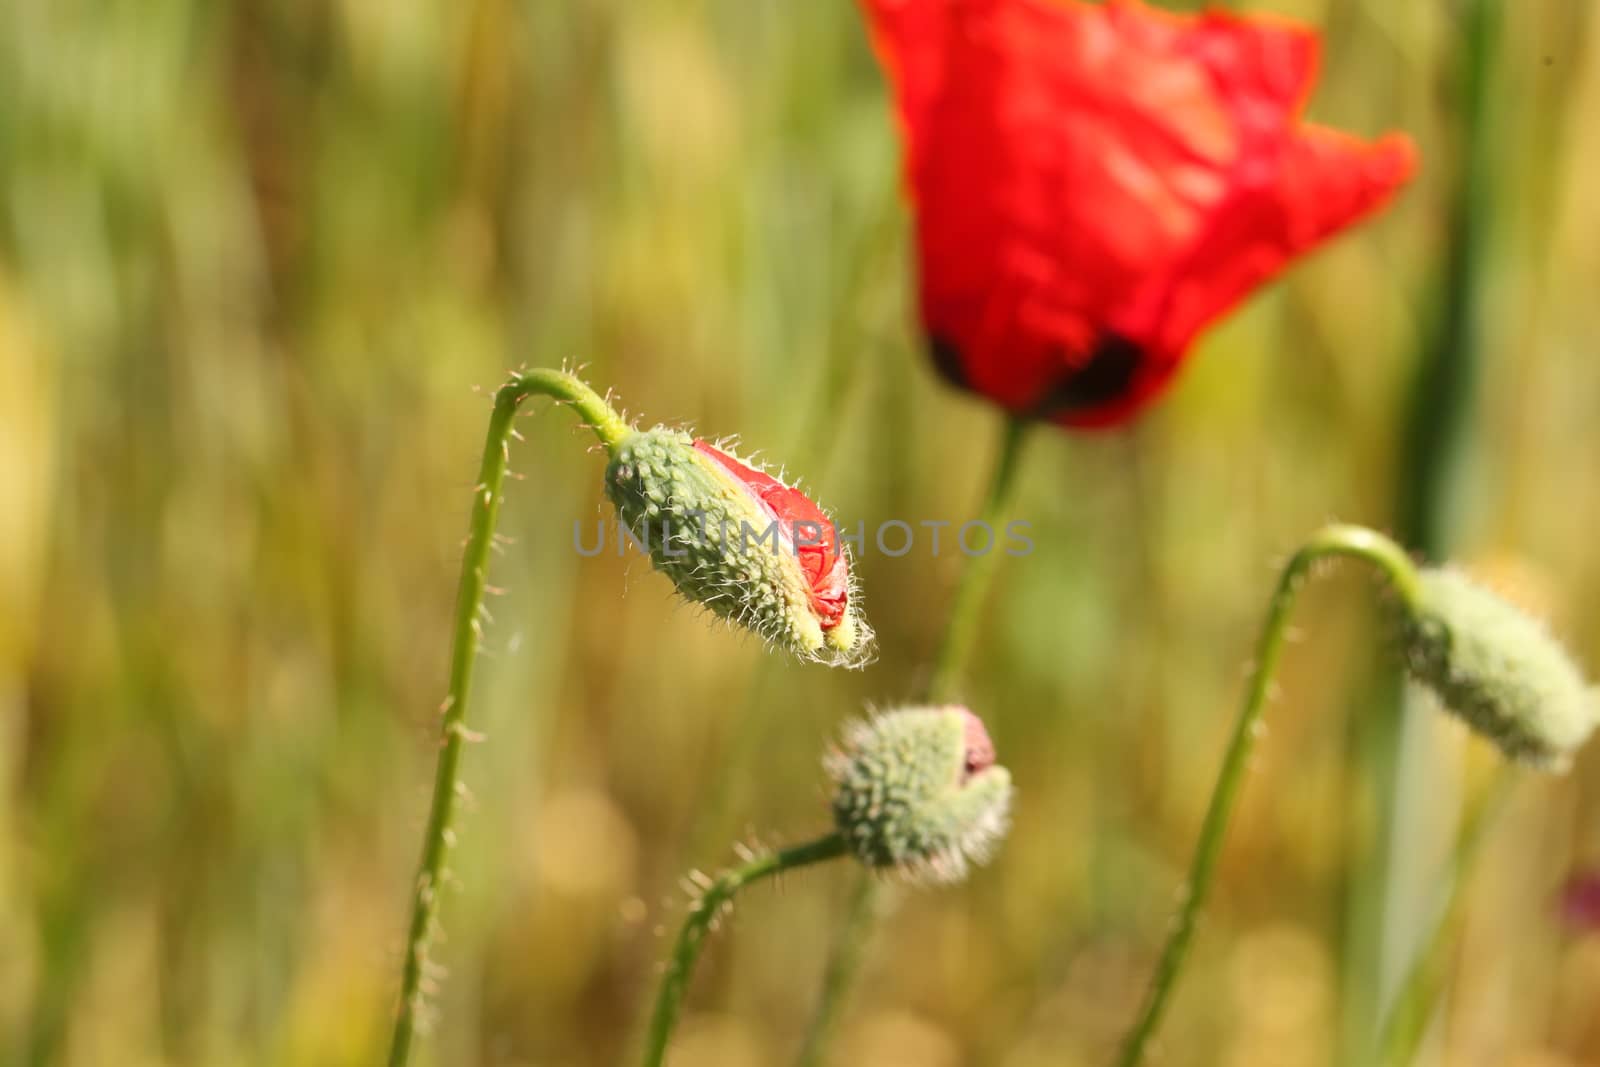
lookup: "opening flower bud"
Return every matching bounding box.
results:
[1402,568,1600,770]
[604,428,872,667]
[827,706,1013,884]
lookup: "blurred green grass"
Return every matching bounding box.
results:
[3,0,1600,1064]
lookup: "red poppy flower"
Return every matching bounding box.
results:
[693,439,850,630]
[861,0,1417,428]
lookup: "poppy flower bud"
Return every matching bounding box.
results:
[604,428,872,667]
[1402,568,1600,770]
[827,706,1013,884]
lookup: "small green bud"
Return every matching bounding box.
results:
[827,706,1013,883]
[1403,568,1600,769]
[604,428,873,667]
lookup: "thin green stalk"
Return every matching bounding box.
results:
[387,369,629,1067]
[642,833,849,1067]
[1115,524,1422,1067]
[1375,769,1515,1067]
[792,414,1030,1067]
[1350,0,1499,1059]
[1396,0,1496,558]
[927,415,1030,703]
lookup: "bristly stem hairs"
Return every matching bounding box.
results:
[641,834,850,1067]
[390,367,883,1065]
[1116,522,1599,1066]
[641,706,1013,1067]
[1115,524,1423,1067]
[387,369,628,1067]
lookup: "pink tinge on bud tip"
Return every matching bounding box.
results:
[1561,872,1600,931]
[693,440,850,629]
[958,707,996,779]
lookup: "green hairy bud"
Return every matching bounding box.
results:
[827,705,1013,883]
[1403,568,1600,770]
[604,427,872,668]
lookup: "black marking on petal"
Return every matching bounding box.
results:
[927,335,970,389]
[1033,332,1144,418]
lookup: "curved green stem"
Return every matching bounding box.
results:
[387,369,628,1067]
[642,833,849,1067]
[927,415,1031,703]
[1114,523,1422,1067]
[1375,769,1515,1067]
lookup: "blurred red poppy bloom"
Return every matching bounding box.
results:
[861,0,1417,428]
[693,440,850,629]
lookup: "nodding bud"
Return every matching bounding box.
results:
[1401,568,1600,770]
[827,706,1013,884]
[604,428,873,667]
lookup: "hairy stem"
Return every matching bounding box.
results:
[642,833,849,1067]
[1115,524,1422,1067]
[387,369,629,1067]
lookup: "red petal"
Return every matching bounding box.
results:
[693,440,849,629]
[860,0,1415,428]
[1138,127,1417,359]
[1178,9,1320,126]
[860,0,957,165]
[958,707,997,778]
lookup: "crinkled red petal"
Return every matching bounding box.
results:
[693,440,849,629]
[861,0,1416,429]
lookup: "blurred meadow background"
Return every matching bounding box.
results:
[4,0,1600,1065]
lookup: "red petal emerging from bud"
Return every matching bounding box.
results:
[693,440,850,629]
[957,706,997,779]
